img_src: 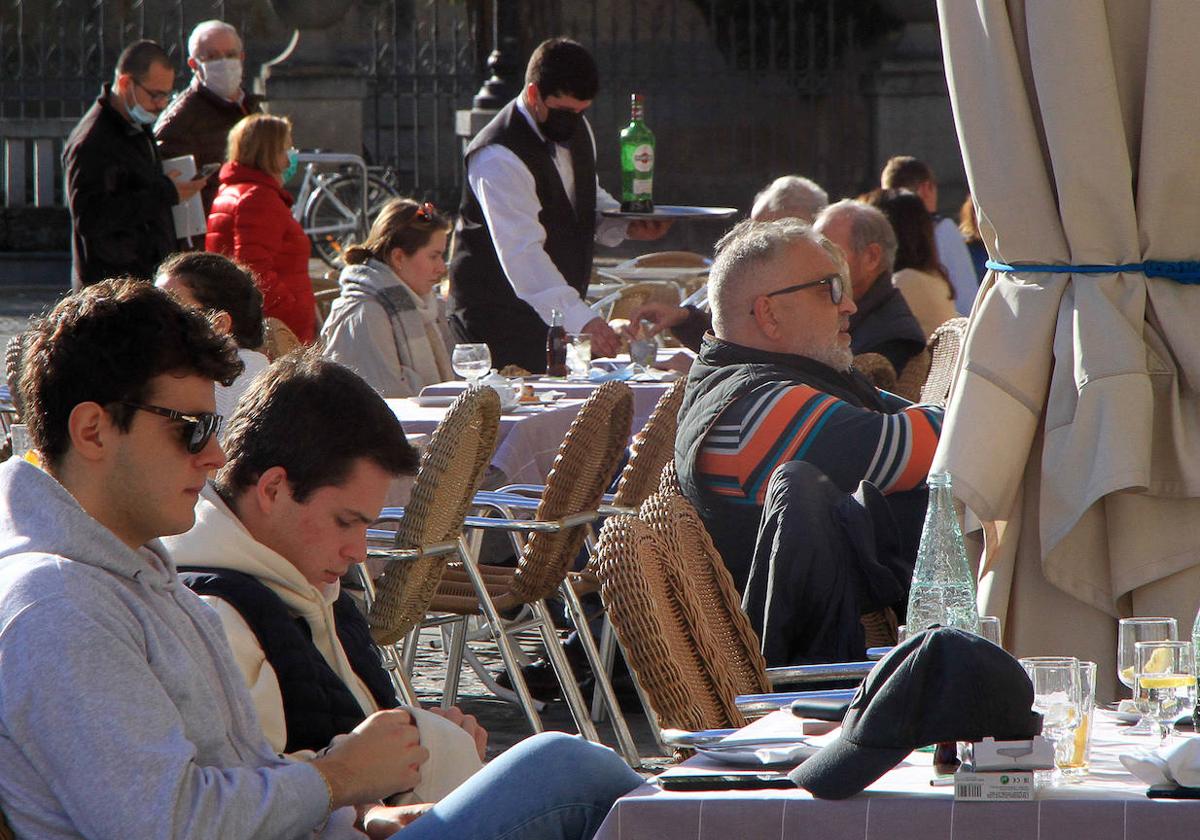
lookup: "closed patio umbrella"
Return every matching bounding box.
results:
[932,0,1200,701]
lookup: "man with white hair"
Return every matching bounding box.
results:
[750,174,829,223]
[156,19,261,213]
[815,199,927,374]
[674,219,944,664]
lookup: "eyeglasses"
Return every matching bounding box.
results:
[751,272,845,315]
[414,201,437,222]
[121,401,223,454]
[133,80,173,105]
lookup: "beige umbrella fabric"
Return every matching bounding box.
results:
[933,0,1200,699]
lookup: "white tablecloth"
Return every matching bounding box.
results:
[596,712,1200,840]
[386,397,585,487]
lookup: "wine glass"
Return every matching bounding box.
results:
[1118,617,1178,733]
[1134,640,1197,742]
[1018,656,1081,784]
[452,343,491,382]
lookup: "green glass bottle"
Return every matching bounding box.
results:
[619,93,655,213]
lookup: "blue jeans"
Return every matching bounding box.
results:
[392,732,643,840]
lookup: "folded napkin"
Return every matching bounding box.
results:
[1119,736,1200,787]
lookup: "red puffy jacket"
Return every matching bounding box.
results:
[206,161,315,343]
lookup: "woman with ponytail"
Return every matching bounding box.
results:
[320,198,456,397]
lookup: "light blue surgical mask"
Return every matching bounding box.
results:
[281,147,299,183]
[124,85,159,126]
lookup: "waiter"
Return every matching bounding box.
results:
[449,37,669,372]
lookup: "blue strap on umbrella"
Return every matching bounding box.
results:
[986,259,1200,284]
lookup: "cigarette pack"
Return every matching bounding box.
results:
[954,771,1036,801]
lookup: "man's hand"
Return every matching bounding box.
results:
[361,803,434,839]
[581,316,621,358]
[311,709,428,808]
[170,170,209,204]
[622,302,690,339]
[625,219,673,241]
[425,705,488,762]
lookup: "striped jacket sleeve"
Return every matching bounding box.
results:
[696,382,944,505]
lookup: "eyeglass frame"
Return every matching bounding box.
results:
[750,272,845,316]
[119,401,223,454]
[132,79,173,106]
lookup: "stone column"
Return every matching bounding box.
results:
[455,0,522,150]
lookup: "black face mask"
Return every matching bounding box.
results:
[541,107,582,143]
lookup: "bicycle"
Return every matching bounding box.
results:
[290,151,401,269]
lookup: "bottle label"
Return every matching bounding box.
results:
[632,144,654,173]
[632,177,653,196]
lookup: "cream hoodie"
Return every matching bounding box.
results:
[162,483,482,802]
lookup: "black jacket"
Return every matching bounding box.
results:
[849,272,928,373]
[63,85,179,288]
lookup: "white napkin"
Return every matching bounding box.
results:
[1119,737,1200,787]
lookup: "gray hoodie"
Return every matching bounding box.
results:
[0,458,361,839]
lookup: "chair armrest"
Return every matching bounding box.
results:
[365,540,460,562]
[764,661,875,687]
[734,688,858,716]
[463,510,599,533]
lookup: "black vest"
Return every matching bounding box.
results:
[849,272,927,373]
[179,567,398,754]
[675,338,889,589]
[448,98,597,372]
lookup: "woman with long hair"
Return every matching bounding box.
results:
[206,114,315,343]
[320,198,456,397]
[865,188,957,337]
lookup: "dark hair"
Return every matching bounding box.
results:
[20,279,242,467]
[216,348,418,503]
[115,40,172,81]
[525,37,599,101]
[880,155,934,192]
[865,188,954,299]
[342,198,450,267]
[157,252,265,349]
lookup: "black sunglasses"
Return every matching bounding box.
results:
[121,401,223,454]
[752,272,845,315]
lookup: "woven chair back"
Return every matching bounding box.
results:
[260,317,302,361]
[853,352,897,394]
[595,513,746,731]
[368,386,501,644]
[511,381,633,602]
[919,316,969,406]
[640,491,771,696]
[608,282,682,324]
[610,377,686,509]
[893,347,932,402]
[658,458,681,495]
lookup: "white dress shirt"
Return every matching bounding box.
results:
[933,216,978,315]
[466,95,628,333]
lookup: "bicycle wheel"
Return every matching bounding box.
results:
[303,172,401,269]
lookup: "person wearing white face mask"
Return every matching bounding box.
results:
[157,19,262,216]
[63,40,208,289]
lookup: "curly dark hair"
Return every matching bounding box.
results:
[20,278,242,466]
[156,251,266,349]
[216,347,418,503]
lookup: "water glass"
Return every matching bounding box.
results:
[1118,617,1178,733]
[1018,656,1081,781]
[1059,660,1096,779]
[978,615,1002,647]
[451,343,491,382]
[566,334,592,380]
[1134,640,1197,742]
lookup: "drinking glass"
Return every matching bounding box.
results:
[566,334,592,380]
[1059,660,1096,779]
[451,343,492,382]
[1018,656,1081,783]
[1118,617,1178,733]
[978,615,1002,647]
[1134,640,1197,742]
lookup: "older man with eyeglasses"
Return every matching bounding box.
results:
[674,218,946,666]
[63,40,209,289]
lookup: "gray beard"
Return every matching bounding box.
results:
[802,343,854,373]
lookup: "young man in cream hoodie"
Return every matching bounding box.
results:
[165,348,485,805]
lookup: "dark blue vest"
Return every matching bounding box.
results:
[179,567,398,754]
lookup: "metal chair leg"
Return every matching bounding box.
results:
[443,616,468,709]
[590,615,618,721]
[529,597,603,744]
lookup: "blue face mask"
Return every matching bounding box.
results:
[124,85,158,126]
[281,148,299,183]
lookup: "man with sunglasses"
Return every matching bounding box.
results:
[63,40,209,289]
[0,279,642,839]
[675,219,945,664]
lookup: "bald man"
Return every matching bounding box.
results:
[674,219,945,664]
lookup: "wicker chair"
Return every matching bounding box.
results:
[853,352,897,393]
[610,377,687,510]
[260,317,302,361]
[428,382,639,761]
[920,316,969,406]
[358,385,501,705]
[893,347,932,402]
